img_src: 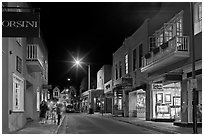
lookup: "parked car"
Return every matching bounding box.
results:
[66,105,75,113]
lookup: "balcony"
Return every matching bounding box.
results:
[141,36,190,73]
[26,44,44,72]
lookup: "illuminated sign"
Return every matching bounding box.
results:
[2,12,40,37]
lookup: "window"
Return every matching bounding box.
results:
[139,44,143,68]
[13,74,24,112]
[133,49,137,71]
[125,54,128,74]
[119,61,122,78]
[16,56,22,73]
[194,2,202,35]
[54,91,59,97]
[115,64,118,80]
[37,91,40,111]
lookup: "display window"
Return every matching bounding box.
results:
[13,73,24,112]
[152,82,181,120]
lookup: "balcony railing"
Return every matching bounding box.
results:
[26,44,44,72]
[141,36,189,72]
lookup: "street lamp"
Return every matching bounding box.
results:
[74,58,91,90]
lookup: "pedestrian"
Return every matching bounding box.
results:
[39,100,49,124]
[56,103,62,125]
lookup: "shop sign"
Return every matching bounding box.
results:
[2,12,40,37]
[104,80,112,94]
[122,78,133,86]
[42,84,52,89]
[152,83,163,91]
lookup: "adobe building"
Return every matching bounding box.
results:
[2,2,48,133]
[140,2,202,125]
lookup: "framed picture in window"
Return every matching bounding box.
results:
[173,96,181,106]
[156,93,163,103]
[165,94,171,102]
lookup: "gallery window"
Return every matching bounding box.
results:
[13,73,24,112]
[119,61,122,78]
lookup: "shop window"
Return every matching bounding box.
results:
[152,82,181,120]
[194,2,202,35]
[13,73,24,112]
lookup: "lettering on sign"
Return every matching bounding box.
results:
[2,12,40,37]
[152,83,163,91]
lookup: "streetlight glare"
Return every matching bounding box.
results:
[75,60,80,65]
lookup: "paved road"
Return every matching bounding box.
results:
[58,113,162,134]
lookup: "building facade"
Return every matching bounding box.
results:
[112,2,202,125]
[96,65,112,113]
[140,2,202,124]
[112,42,133,117]
[2,2,48,133]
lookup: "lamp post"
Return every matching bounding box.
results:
[74,58,93,114]
[74,59,91,90]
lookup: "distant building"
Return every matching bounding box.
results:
[53,86,60,99]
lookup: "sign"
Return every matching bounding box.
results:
[42,85,52,89]
[190,79,197,89]
[152,83,163,91]
[122,78,133,86]
[104,80,112,94]
[2,12,40,37]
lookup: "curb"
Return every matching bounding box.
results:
[99,115,178,134]
[53,115,66,134]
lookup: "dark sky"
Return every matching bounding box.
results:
[31,2,162,90]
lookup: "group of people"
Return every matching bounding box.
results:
[39,100,62,125]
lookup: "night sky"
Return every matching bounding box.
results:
[31,2,162,91]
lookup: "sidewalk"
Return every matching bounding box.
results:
[92,113,202,134]
[12,115,65,134]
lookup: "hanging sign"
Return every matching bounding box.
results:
[152,83,163,91]
[2,12,40,37]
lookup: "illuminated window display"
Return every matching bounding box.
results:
[152,82,181,120]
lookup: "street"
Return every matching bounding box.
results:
[57,113,162,134]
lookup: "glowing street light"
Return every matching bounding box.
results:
[74,58,91,90]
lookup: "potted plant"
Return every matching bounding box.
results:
[160,41,168,49]
[144,52,151,59]
[153,47,160,54]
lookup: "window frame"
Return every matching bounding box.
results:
[12,73,24,112]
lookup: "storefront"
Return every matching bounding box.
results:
[113,86,123,116]
[152,82,181,121]
[129,89,146,118]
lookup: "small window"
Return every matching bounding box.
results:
[115,64,118,80]
[119,61,122,78]
[133,49,137,71]
[139,44,143,68]
[16,56,22,73]
[125,54,128,74]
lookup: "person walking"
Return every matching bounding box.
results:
[56,103,62,125]
[40,100,49,124]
